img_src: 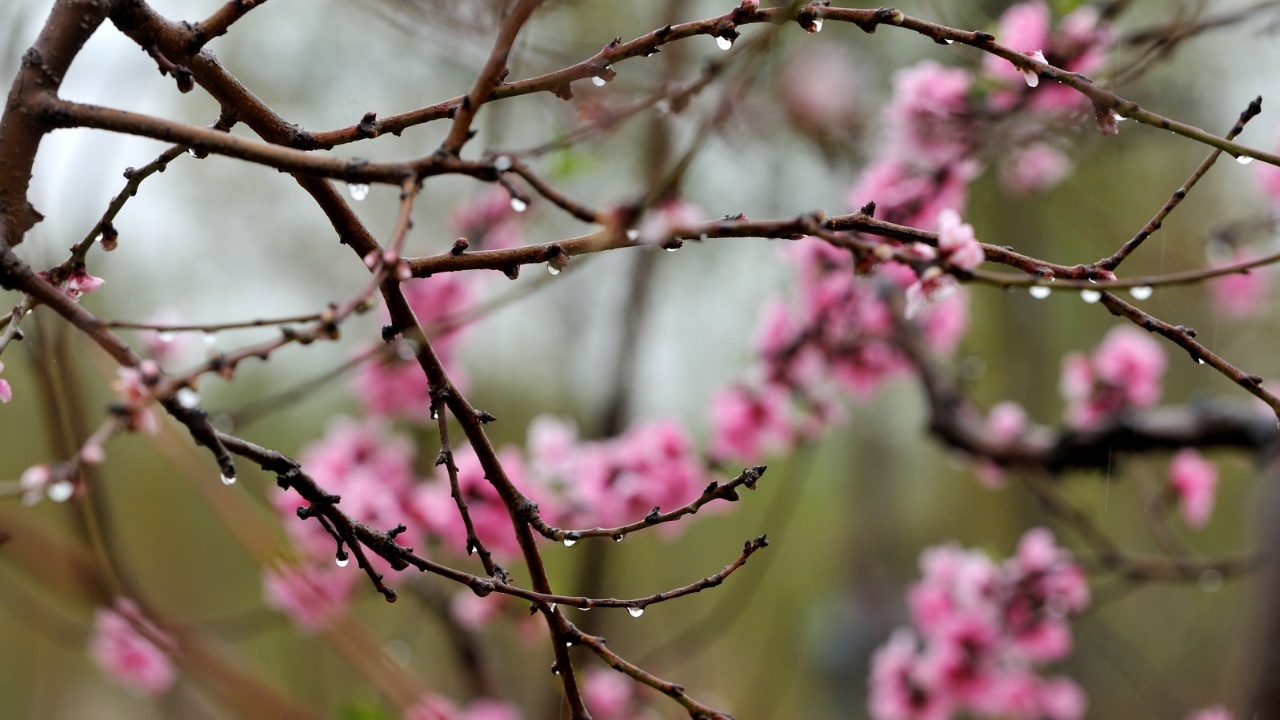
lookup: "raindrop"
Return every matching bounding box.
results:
[563,538,577,547]
[654,100,671,115]
[494,155,513,172]
[715,35,733,51]
[547,264,561,276]
[336,555,350,567]
[592,76,607,87]
[941,37,952,44]
[1198,569,1224,593]
[510,197,528,213]
[1029,285,1052,299]
[1080,289,1102,304]
[1236,154,1254,165]
[187,148,199,158]
[1196,358,1206,365]
[348,183,370,202]
[176,387,200,408]
[202,332,218,347]
[1129,285,1153,300]
[549,603,557,612]
[47,481,74,503]
[811,18,824,33]
[158,330,177,342]
[627,606,645,618]
[665,246,679,253]
[613,534,623,542]
[220,473,236,486]
[625,229,639,241]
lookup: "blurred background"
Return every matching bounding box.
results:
[2,0,1279,717]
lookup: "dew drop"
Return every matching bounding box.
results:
[336,555,350,567]
[549,603,557,612]
[715,35,734,51]
[1129,285,1153,300]
[941,37,952,44]
[1198,569,1224,593]
[47,481,74,503]
[613,534,623,542]
[187,148,200,158]
[176,387,200,408]
[348,183,370,202]
[510,197,528,213]
[1196,358,1206,365]
[627,606,645,618]
[665,246,679,253]
[625,229,639,241]
[1080,289,1102,304]
[812,18,825,32]
[547,263,561,276]
[1236,154,1254,165]
[158,330,177,342]
[494,155,513,172]
[563,538,577,547]
[220,473,236,486]
[202,332,218,347]
[592,76,607,87]
[654,100,671,115]
[1029,285,1052,299]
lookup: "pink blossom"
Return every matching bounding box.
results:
[263,563,359,631]
[140,308,194,367]
[583,670,637,718]
[848,158,979,233]
[779,45,862,136]
[1039,676,1087,720]
[636,198,701,245]
[1209,250,1270,318]
[1187,706,1234,720]
[39,266,106,300]
[405,695,523,720]
[884,62,975,168]
[0,360,10,403]
[88,598,176,696]
[1169,448,1219,528]
[355,274,474,420]
[987,402,1028,442]
[999,144,1073,196]
[410,446,531,557]
[281,418,420,563]
[1061,327,1166,428]
[450,591,506,630]
[868,629,954,720]
[919,289,970,356]
[936,209,985,271]
[113,365,160,434]
[708,383,793,462]
[19,463,52,506]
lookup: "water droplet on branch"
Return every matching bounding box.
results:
[627,606,645,618]
[1080,290,1101,304]
[176,387,200,408]
[1029,286,1052,299]
[546,264,560,276]
[510,197,528,213]
[1236,155,1254,165]
[1129,285,1153,300]
[47,481,74,503]
[336,555,350,567]
[348,183,370,202]
[220,473,236,486]
[563,537,577,547]
[591,76,607,87]
[715,35,734,51]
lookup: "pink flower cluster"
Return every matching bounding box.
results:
[582,669,651,720]
[1209,248,1271,319]
[1168,448,1219,529]
[1059,327,1167,428]
[355,273,476,420]
[869,529,1090,720]
[0,360,10,404]
[405,693,522,720]
[984,2,1114,114]
[88,598,177,697]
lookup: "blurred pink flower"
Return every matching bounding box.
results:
[999,144,1073,196]
[779,45,862,134]
[410,446,531,557]
[1209,250,1270,318]
[1061,327,1166,428]
[708,382,793,462]
[1169,448,1219,528]
[263,563,359,632]
[113,364,160,434]
[88,598,176,696]
[636,198,701,246]
[885,62,975,168]
[583,670,640,719]
[1187,706,1234,720]
[0,361,10,403]
[936,210,984,271]
[405,695,523,720]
